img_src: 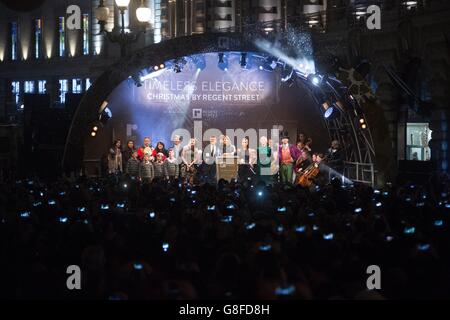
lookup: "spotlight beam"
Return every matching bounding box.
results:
[320,164,353,185]
[254,38,315,76]
[140,68,167,82]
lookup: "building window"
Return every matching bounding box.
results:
[420,80,432,102]
[85,78,92,90]
[11,22,19,61]
[72,79,82,93]
[59,79,68,104]
[24,81,35,93]
[35,18,43,59]
[11,81,20,105]
[59,17,66,57]
[406,122,432,161]
[154,0,162,43]
[38,80,47,94]
[83,14,90,55]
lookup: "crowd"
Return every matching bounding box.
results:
[0,170,449,300]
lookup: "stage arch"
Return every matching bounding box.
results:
[63,30,381,185]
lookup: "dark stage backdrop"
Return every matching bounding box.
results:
[84,53,329,161]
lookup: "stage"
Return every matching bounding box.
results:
[64,31,380,186]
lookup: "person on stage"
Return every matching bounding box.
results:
[171,135,183,162]
[297,152,326,188]
[326,140,345,178]
[312,152,328,186]
[152,141,168,159]
[122,140,136,165]
[165,148,180,181]
[125,150,140,179]
[257,136,272,185]
[139,154,154,184]
[219,135,236,157]
[203,135,218,184]
[181,138,202,185]
[278,133,300,185]
[171,135,183,180]
[296,133,306,146]
[237,137,257,183]
[153,153,167,180]
[108,139,123,175]
[295,148,312,175]
[269,138,279,184]
[137,137,154,161]
[296,133,312,153]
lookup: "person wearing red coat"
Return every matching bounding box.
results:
[151,141,168,160]
[278,133,301,184]
[137,137,154,161]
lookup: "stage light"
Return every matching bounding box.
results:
[311,75,320,86]
[281,65,293,82]
[191,54,206,71]
[173,57,187,73]
[218,53,228,71]
[359,118,365,124]
[361,124,367,129]
[154,65,159,71]
[259,66,263,70]
[260,57,278,71]
[324,106,334,119]
[100,107,112,124]
[93,126,98,132]
[322,99,343,119]
[240,52,247,68]
[160,64,165,69]
[270,59,277,69]
[131,73,142,87]
[91,131,97,137]
[99,101,109,114]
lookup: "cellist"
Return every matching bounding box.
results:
[294,148,312,175]
[297,152,325,187]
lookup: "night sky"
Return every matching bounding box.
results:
[0,0,46,12]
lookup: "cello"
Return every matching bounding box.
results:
[296,154,329,187]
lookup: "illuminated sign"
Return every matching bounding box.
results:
[133,53,277,107]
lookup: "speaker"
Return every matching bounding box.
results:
[23,94,50,153]
[65,93,83,117]
[0,137,10,154]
